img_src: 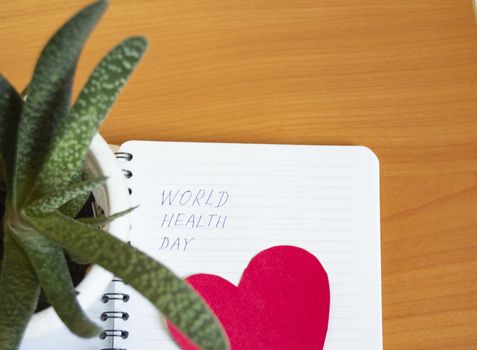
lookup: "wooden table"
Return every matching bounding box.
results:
[2,1,477,348]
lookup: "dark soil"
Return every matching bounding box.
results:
[0,189,5,268]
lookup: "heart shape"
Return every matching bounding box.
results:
[168,245,330,349]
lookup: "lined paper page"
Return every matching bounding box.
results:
[115,141,382,350]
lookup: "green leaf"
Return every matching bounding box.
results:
[28,212,229,350]
[60,192,91,218]
[59,167,90,218]
[0,75,23,198]
[34,36,148,196]
[0,229,40,350]
[12,229,101,338]
[25,176,106,216]
[66,250,90,265]
[14,0,107,204]
[69,206,135,264]
[78,206,136,226]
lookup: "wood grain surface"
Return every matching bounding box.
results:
[1,1,477,349]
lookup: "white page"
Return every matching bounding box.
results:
[115,141,382,350]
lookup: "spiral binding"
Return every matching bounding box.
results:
[99,151,134,349]
[101,311,129,321]
[100,330,129,340]
[101,292,130,303]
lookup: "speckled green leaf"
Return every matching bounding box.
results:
[14,0,107,203]
[69,206,135,264]
[59,167,90,218]
[12,229,100,338]
[28,212,229,350]
[34,36,148,196]
[0,229,40,350]
[66,250,90,265]
[25,176,106,216]
[0,76,23,198]
[60,192,91,218]
[78,206,135,226]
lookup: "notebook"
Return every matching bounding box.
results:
[21,140,382,349]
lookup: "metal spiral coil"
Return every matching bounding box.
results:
[99,330,129,340]
[115,152,133,161]
[101,292,130,303]
[101,311,129,321]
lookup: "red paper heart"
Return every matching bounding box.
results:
[168,246,330,349]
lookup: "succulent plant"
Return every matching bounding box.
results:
[0,1,228,349]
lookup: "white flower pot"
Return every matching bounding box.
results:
[21,134,130,344]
